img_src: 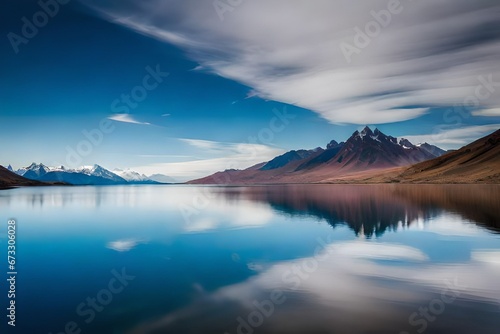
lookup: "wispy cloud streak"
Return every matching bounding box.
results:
[108,113,151,125]
[82,0,500,124]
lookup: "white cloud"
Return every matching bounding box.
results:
[83,0,500,124]
[133,139,284,181]
[407,213,485,237]
[401,124,500,149]
[182,201,275,233]
[178,138,224,151]
[126,238,500,333]
[331,241,428,262]
[108,113,151,125]
[472,251,500,266]
[472,108,500,117]
[106,239,145,252]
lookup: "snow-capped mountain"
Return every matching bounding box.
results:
[11,163,172,185]
[190,126,447,184]
[331,127,441,169]
[14,163,127,185]
[148,174,177,184]
[113,169,161,184]
[113,169,149,182]
[415,142,447,157]
[15,163,69,177]
[15,163,51,179]
[295,127,444,172]
[77,165,126,183]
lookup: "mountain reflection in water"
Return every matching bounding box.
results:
[217,184,500,237]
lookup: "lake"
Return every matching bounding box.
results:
[1,184,500,334]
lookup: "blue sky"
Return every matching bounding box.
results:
[1,0,499,180]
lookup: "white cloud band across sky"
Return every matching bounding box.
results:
[134,139,284,181]
[82,0,500,125]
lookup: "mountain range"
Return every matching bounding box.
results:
[190,126,452,184]
[1,127,498,188]
[0,165,48,189]
[6,163,175,186]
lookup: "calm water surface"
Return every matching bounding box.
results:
[1,184,499,334]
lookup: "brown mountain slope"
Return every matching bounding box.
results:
[189,157,323,184]
[396,129,500,183]
[0,165,46,189]
[189,127,443,184]
[191,129,499,185]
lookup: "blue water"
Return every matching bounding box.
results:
[1,184,499,334]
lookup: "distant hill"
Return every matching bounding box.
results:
[113,169,161,184]
[397,129,500,183]
[416,142,447,157]
[148,174,177,184]
[260,148,323,171]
